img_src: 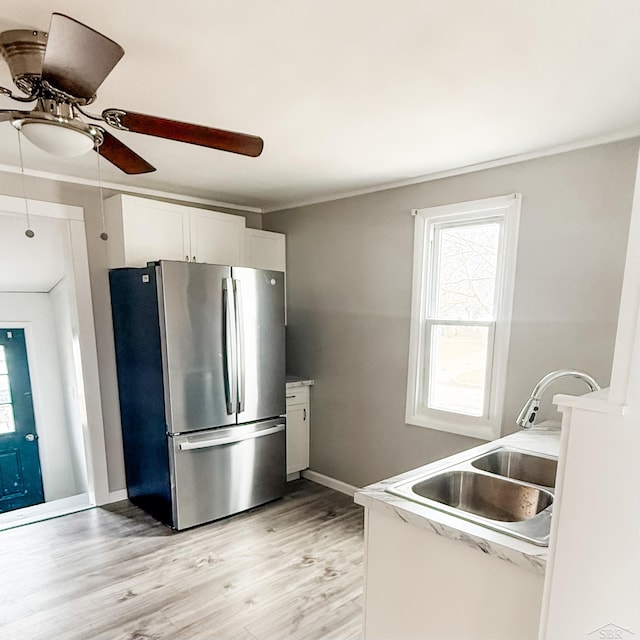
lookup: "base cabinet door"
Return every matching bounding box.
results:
[286,385,310,475]
[286,404,309,474]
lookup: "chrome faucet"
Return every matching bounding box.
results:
[516,369,601,428]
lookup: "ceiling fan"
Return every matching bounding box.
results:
[0,13,264,174]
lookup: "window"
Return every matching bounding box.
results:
[0,345,16,434]
[406,194,521,440]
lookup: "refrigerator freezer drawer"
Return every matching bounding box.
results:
[169,419,286,530]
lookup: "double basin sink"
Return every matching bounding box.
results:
[387,447,557,546]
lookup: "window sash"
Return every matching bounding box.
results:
[421,319,496,419]
[428,217,504,323]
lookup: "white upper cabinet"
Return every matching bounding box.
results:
[245,229,286,272]
[189,208,245,266]
[104,195,190,267]
[104,194,246,268]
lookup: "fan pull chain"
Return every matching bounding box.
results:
[16,130,35,238]
[96,150,108,241]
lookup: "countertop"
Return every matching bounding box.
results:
[354,423,561,574]
[285,376,315,387]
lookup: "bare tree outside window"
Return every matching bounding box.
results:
[435,223,500,321]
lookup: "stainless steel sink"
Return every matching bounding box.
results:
[471,449,557,488]
[387,446,557,546]
[412,470,553,522]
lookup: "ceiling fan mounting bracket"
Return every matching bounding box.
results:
[103,109,128,131]
[40,79,96,106]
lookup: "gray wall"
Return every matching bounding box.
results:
[263,140,639,488]
[0,169,261,492]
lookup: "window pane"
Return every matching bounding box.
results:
[434,222,500,321]
[0,374,11,404]
[427,324,490,417]
[0,404,16,434]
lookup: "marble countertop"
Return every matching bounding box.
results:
[286,375,315,387]
[354,423,561,574]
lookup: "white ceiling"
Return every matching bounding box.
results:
[0,1,639,212]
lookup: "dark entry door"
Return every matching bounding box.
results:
[0,329,44,512]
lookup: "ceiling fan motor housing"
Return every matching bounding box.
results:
[0,29,48,96]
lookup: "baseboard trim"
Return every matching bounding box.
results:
[301,470,359,497]
[106,489,128,503]
[0,493,92,531]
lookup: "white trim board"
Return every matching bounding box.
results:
[0,493,92,532]
[0,196,110,506]
[301,470,359,497]
[0,163,262,214]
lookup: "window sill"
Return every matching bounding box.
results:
[405,412,500,441]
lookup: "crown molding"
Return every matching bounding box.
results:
[0,163,263,214]
[262,127,640,214]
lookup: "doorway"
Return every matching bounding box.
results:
[0,195,109,529]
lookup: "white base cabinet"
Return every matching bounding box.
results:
[285,385,310,475]
[363,508,544,640]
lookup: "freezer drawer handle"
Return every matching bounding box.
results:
[179,424,285,451]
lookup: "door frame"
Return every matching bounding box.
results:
[0,195,109,506]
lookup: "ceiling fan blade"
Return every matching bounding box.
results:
[96,129,155,174]
[42,13,124,100]
[102,109,264,157]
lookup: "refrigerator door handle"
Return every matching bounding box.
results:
[233,278,246,413]
[222,277,237,415]
[179,424,285,450]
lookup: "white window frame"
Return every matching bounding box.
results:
[405,194,521,440]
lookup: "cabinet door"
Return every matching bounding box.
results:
[105,195,190,267]
[245,229,286,271]
[189,208,245,266]
[286,404,309,474]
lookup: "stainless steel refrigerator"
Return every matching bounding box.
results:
[109,260,286,530]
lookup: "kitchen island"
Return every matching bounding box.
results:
[354,424,560,640]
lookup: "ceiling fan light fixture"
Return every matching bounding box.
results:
[12,113,102,157]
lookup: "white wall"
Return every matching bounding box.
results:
[264,139,638,488]
[0,291,84,500]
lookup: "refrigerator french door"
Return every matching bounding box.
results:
[110,260,286,530]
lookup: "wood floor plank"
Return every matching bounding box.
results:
[0,480,364,640]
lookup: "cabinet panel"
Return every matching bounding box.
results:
[105,195,190,267]
[245,229,286,271]
[286,404,309,474]
[190,208,245,266]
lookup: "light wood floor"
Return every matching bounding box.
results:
[0,480,364,640]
